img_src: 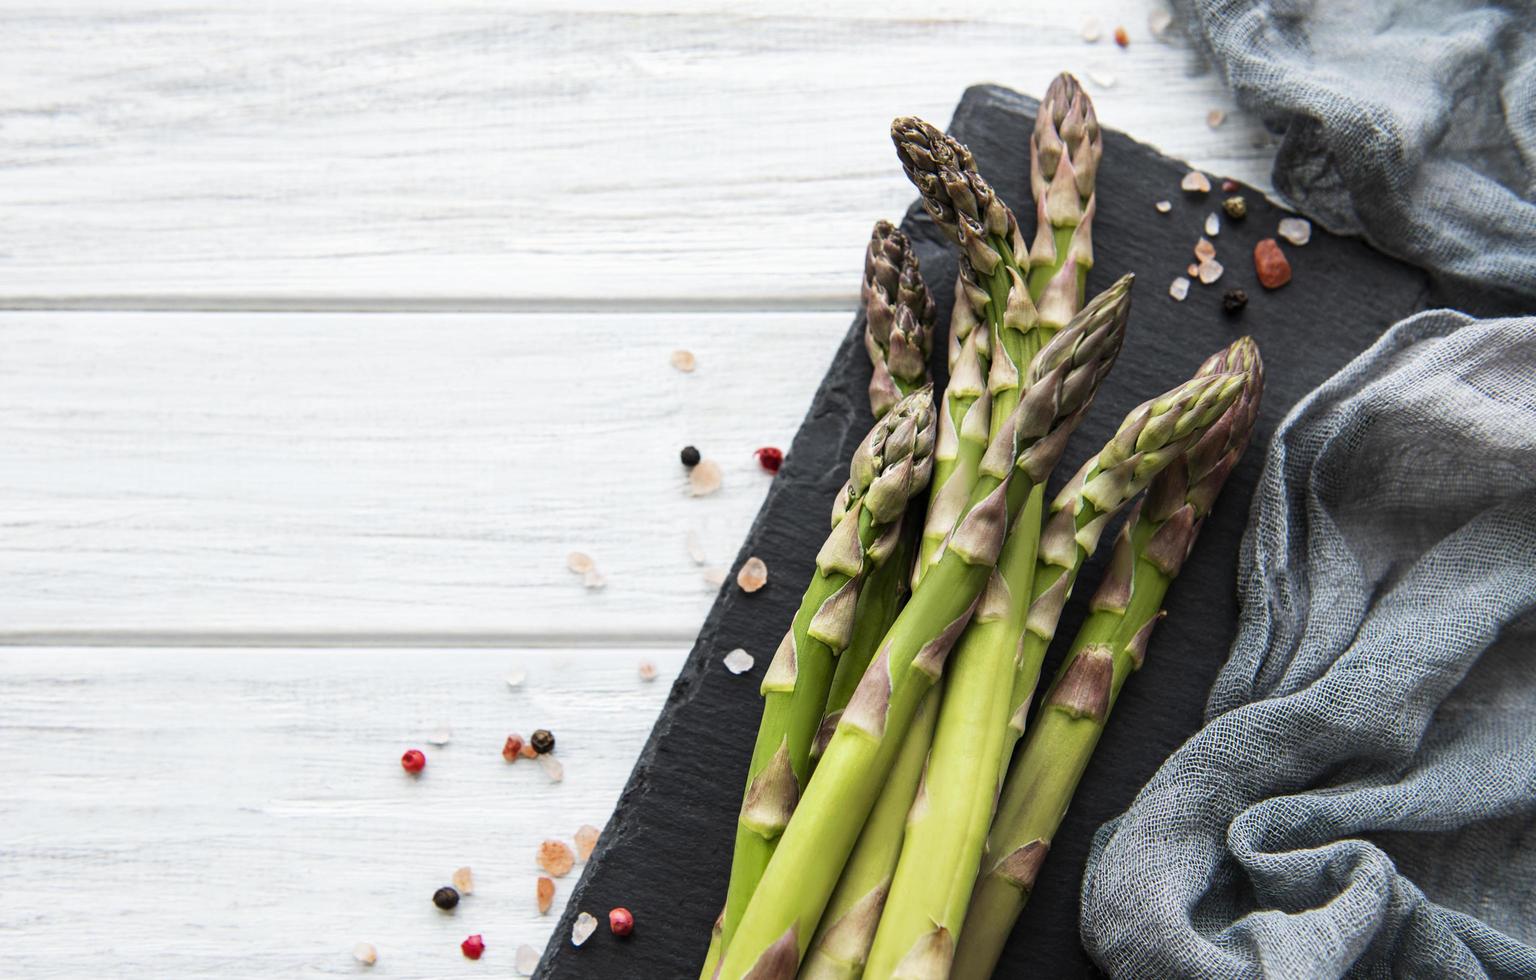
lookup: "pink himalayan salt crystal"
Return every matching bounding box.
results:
[566,552,594,574]
[686,530,708,564]
[689,459,723,496]
[1198,258,1225,284]
[452,866,474,895]
[1195,237,1217,263]
[737,556,768,592]
[1207,109,1226,128]
[539,840,576,877]
[703,566,728,587]
[723,648,755,674]
[1155,200,1172,213]
[353,942,378,966]
[538,752,564,783]
[516,944,540,975]
[1278,216,1313,246]
[670,349,696,372]
[1169,277,1191,301]
[1181,171,1211,193]
[574,824,601,861]
[638,659,658,681]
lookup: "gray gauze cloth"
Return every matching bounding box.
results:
[1174,0,1536,301]
[1079,311,1536,979]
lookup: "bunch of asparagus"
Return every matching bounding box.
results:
[703,74,1264,980]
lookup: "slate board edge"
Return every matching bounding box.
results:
[538,83,1432,978]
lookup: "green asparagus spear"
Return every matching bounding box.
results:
[863,220,937,417]
[714,288,1129,980]
[715,388,937,959]
[892,117,1032,583]
[952,338,1263,980]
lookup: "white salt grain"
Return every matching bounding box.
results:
[670,350,696,373]
[1155,200,1172,213]
[571,912,598,946]
[1278,217,1313,246]
[1181,171,1212,194]
[1198,258,1226,284]
[516,944,541,975]
[1080,16,1102,41]
[1169,277,1191,301]
[505,669,527,689]
[703,566,728,587]
[427,728,453,747]
[723,648,755,674]
[686,529,708,564]
[1086,70,1117,89]
[538,753,565,783]
[737,556,768,593]
[566,552,594,574]
[689,459,723,496]
[1148,7,1173,37]
[638,659,658,682]
[353,942,378,966]
[1205,213,1221,236]
[582,568,607,590]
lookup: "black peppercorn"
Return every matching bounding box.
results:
[433,886,460,910]
[1222,195,1248,220]
[680,445,701,467]
[530,729,555,754]
[1222,288,1249,315]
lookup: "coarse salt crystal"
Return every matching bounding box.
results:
[505,669,527,689]
[353,942,378,966]
[670,350,696,373]
[1278,217,1312,246]
[538,753,565,783]
[1195,237,1217,263]
[452,867,474,895]
[703,567,728,587]
[1181,171,1211,194]
[686,530,708,564]
[1187,263,1200,277]
[1207,109,1226,129]
[537,876,556,914]
[574,824,601,861]
[1080,16,1102,41]
[1155,200,1172,213]
[737,556,768,592]
[582,568,606,590]
[689,459,723,496]
[1205,213,1221,236]
[723,648,755,674]
[427,727,452,747]
[571,912,598,946]
[516,943,541,975]
[1198,258,1225,284]
[1148,7,1173,37]
[566,552,594,574]
[1085,70,1116,88]
[638,659,658,682]
[1169,277,1191,301]
[539,839,576,877]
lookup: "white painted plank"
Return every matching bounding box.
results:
[0,310,836,641]
[0,646,690,978]
[0,0,1274,305]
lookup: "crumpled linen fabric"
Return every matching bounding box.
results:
[1173,0,1536,302]
[1079,311,1536,979]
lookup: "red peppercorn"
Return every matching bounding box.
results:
[1221,178,1240,192]
[1113,25,1129,47]
[1253,238,1293,289]
[502,734,525,762]
[461,934,485,959]
[755,447,784,473]
[608,907,635,937]
[401,748,426,774]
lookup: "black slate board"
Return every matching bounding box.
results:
[540,84,1431,978]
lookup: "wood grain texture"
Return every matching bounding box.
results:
[0,310,843,641]
[0,0,1275,306]
[0,646,687,978]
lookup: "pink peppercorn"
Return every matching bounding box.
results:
[608,907,635,937]
[755,447,784,473]
[461,934,486,959]
[401,748,426,774]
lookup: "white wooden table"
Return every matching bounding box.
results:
[0,3,1275,975]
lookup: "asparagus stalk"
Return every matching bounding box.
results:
[800,683,942,980]
[714,289,1129,980]
[892,117,1031,583]
[952,338,1264,980]
[863,220,937,417]
[715,388,938,959]
[858,278,1131,980]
